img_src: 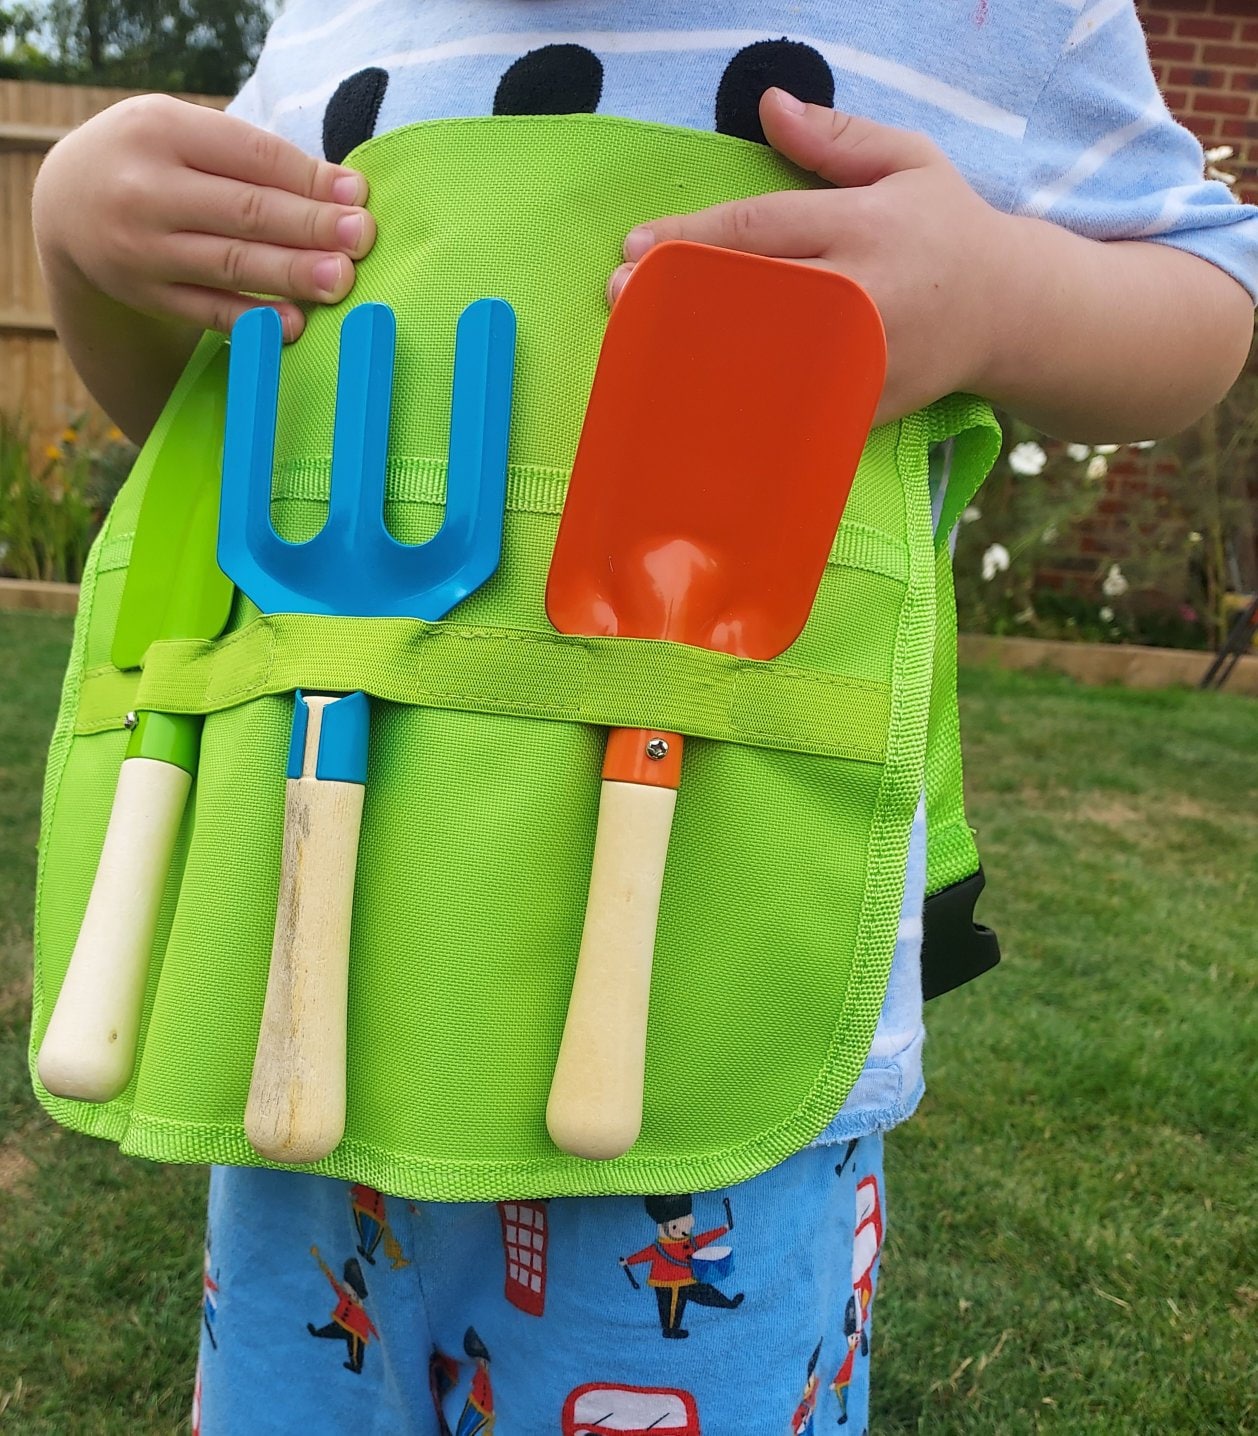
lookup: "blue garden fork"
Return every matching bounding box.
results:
[218,299,516,1164]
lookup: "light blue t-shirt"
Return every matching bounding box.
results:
[229,0,1258,1141]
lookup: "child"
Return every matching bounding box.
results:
[31,4,1257,1431]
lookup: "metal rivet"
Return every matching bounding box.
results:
[123,711,139,731]
[645,738,670,761]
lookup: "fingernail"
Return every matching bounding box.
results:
[608,263,634,303]
[335,212,365,251]
[312,255,344,297]
[280,310,301,343]
[624,226,655,262]
[772,87,807,115]
[332,172,365,206]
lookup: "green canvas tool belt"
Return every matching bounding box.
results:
[30,116,1001,1201]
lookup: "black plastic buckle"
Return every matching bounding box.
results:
[921,868,1001,1001]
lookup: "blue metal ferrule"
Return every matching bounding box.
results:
[286,691,370,785]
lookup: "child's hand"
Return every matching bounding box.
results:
[608,88,1009,427]
[33,94,376,344]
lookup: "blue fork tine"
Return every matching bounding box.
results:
[414,298,517,618]
[220,304,399,615]
[325,304,396,585]
[219,305,283,610]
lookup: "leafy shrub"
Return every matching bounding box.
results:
[0,415,135,583]
[955,355,1258,652]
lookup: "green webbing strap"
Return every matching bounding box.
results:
[72,613,892,764]
[925,394,1004,546]
[926,545,981,894]
[921,398,1004,998]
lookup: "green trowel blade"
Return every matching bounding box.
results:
[113,337,234,670]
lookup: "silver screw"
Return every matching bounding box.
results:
[123,711,139,731]
[645,738,670,761]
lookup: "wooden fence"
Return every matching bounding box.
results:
[0,80,225,451]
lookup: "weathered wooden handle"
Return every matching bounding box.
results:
[38,756,191,1101]
[245,694,366,1164]
[546,779,678,1160]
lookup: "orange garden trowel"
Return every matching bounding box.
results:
[544,241,886,1160]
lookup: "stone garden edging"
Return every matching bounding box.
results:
[959,633,1257,696]
[0,578,79,614]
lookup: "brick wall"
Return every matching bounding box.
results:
[1031,0,1258,610]
[1138,0,1258,201]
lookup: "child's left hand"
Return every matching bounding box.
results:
[609,87,1012,428]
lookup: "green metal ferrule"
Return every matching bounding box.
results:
[124,710,203,773]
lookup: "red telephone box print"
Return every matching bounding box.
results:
[498,1200,548,1316]
[562,1382,701,1435]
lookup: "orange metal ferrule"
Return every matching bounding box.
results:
[602,728,685,788]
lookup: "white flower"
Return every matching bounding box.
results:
[982,543,1011,582]
[1086,455,1109,481]
[1041,524,1059,543]
[1102,564,1129,599]
[961,505,982,524]
[1008,441,1048,477]
[1132,440,1157,449]
[1205,148,1238,186]
[1094,444,1120,455]
[1015,606,1035,625]
[1066,443,1091,462]
[1188,530,1203,545]
[1099,606,1114,623]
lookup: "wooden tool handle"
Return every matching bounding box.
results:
[37,757,192,1101]
[546,778,678,1160]
[245,694,365,1164]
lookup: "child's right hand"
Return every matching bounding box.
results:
[33,94,376,344]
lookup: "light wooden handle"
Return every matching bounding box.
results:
[245,696,365,1164]
[37,757,192,1101]
[547,779,678,1159]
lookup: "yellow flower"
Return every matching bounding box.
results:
[60,426,79,445]
[105,425,125,444]
[44,444,62,461]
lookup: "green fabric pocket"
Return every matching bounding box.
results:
[31,115,999,1199]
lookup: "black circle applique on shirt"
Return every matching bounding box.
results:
[492,44,605,116]
[715,39,835,144]
[323,67,390,163]
[318,40,835,153]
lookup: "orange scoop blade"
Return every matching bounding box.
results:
[546,240,886,662]
[543,242,887,1162]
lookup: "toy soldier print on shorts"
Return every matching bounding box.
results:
[306,1247,379,1374]
[202,1230,219,1350]
[429,1346,460,1436]
[620,1194,744,1339]
[349,1183,409,1269]
[452,1327,495,1435]
[791,1339,823,1434]
[832,1174,884,1423]
[191,1361,203,1436]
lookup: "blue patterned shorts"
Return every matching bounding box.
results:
[195,1135,883,1434]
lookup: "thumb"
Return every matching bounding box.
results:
[759,88,942,186]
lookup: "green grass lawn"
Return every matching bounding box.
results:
[1,612,1254,1433]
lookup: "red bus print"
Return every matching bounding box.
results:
[562,1382,701,1435]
